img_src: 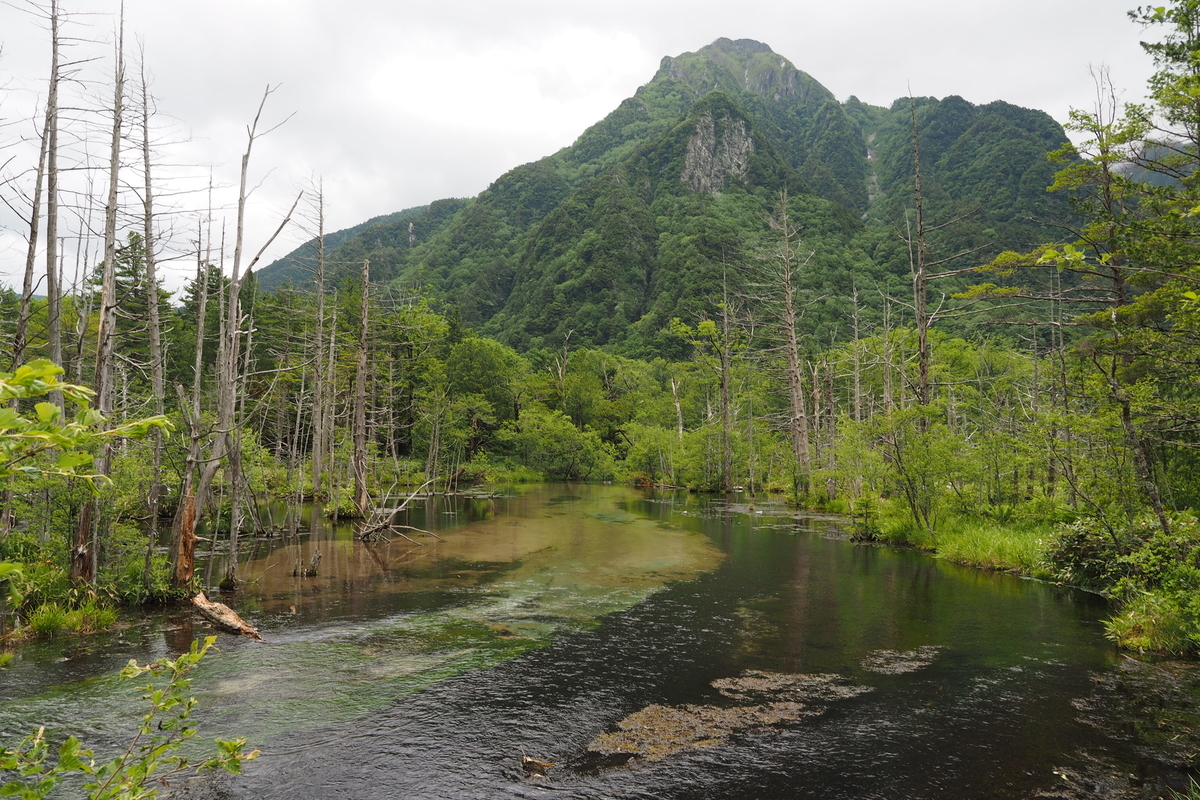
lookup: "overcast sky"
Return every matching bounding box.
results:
[0,0,1158,295]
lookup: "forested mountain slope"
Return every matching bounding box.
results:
[259,37,1073,355]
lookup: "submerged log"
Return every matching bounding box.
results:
[521,755,556,776]
[191,592,264,641]
[292,550,321,577]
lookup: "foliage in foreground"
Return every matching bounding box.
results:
[0,637,259,799]
[0,359,170,486]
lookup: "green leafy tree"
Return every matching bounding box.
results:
[499,406,614,481]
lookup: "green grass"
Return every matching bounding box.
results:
[934,518,1049,575]
[1104,592,1199,655]
[64,602,118,634]
[867,500,1052,576]
[25,600,118,638]
[1171,778,1200,800]
[27,602,69,636]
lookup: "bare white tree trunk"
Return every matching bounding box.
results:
[44,0,62,395]
[310,183,328,498]
[73,9,125,584]
[353,258,370,517]
[138,53,166,588]
[768,191,813,494]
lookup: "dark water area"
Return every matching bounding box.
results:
[0,485,1177,799]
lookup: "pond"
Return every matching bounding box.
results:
[0,484,1174,798]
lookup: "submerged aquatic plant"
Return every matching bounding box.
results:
[860,646,946,675]
[589,671,873,762]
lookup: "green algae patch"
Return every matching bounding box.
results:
[192,612,549,742]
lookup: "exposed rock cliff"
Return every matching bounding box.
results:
[681,111,755,194]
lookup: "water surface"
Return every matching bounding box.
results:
[0,485,1144,798]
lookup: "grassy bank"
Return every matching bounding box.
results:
[852,498,1200,656]
[857,498,1053,576]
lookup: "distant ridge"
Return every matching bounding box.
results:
[258,38,1071,356]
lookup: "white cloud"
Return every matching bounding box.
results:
[0,0,1160,294]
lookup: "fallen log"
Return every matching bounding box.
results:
[191,592,264,641]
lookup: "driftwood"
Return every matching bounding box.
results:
[191,592,264,641]
[358,478,439,541]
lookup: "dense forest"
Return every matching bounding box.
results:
[3,0,1200,672]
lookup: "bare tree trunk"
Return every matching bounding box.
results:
[851,288,863,424]
[170,211,213,588]
[44,0,62,399]
[221,318,257,590]
[353,258,370,517]
[770,190,812,494]
[73,12,125,585]
[325,298,338,495]
[909,100,931,409]
[71,192,97,384]
[670,375,684,442]
[1,11,60,528]
[188,88,297,588]
[882,299,894,413]
[11,70,49,371]
[424,387,444,487]
[138,54,166,589]
[310,182,328,499]
[720,279,733,493]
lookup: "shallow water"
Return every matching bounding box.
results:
[0,485,1155,798]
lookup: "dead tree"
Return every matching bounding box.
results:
[309,181,329,499]
[181,86,299,589]
[758,189,814,493]
[137,48,167,588]
[73,8,125,584]
[170,208,215,589]
[353,258,370,518]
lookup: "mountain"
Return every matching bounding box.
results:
[258,38,1073,356]
[256,205,429,291]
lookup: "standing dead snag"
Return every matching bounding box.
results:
[74,5,126,585]
[174,84,299,590]
[353,258,371,518]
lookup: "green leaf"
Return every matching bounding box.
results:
[33,404,59,424]
[0,408,22,432]
[53,452,92,471]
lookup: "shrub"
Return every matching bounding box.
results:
[8,563,75,613]
[1048,512,1200,654]
[323,486,360,519]
[1044,516,1141,590]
